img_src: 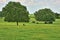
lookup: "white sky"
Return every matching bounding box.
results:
[0,0,60,14]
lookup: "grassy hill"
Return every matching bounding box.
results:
[0,17,60,40]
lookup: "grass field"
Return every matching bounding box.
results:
[0,18,60,40]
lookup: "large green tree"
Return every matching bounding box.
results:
[34,8,55,24]
[2,1,29,26]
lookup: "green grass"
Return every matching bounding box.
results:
[0,18,60,40]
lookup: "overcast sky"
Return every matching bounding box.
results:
[0,0,60,13]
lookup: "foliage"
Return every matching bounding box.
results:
[34,8,55,24]
[29,14,35,18]
[0,11,3,17]
[32,21,35,23]
[2,1,29,25]
[55,13,60,19]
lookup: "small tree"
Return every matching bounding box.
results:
[55,13,60,19]
[34,8,55,24]
[2,1,29,26]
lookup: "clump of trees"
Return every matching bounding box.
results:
[2,1,29,26]
[34,8,55,24]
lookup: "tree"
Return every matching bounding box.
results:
[55,13,60,19]
[0,11,3,18]
[2,1,29,26]
[34,8,55,24]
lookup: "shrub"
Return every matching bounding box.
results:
[49,21,53,24]
[23,24,26,26]
[32,21,35,23]
[45,21,53,24]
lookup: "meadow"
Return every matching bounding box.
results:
[0,17,60,40]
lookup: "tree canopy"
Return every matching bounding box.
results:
[2,1,29,26]
[34,8,55,24]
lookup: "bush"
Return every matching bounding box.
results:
[45,21,48,24]
[23,24,26,26]
[45,21,53,24]
[49,21,53,24]
[32,21,35,23]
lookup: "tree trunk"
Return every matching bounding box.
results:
[17,21,18,26]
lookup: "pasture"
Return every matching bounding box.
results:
[0,18,60,40]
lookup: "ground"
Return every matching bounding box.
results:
[0,18,60,40]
